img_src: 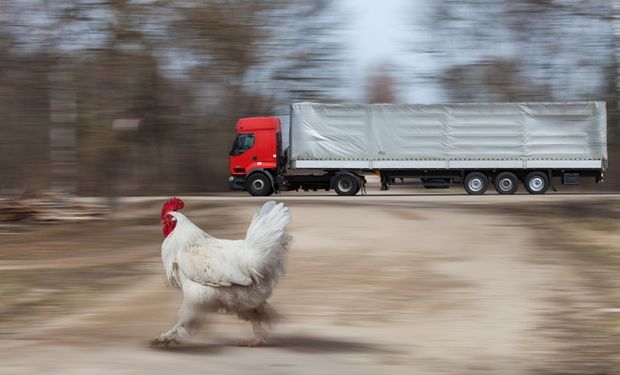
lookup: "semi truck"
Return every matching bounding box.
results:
[228,102,607,196]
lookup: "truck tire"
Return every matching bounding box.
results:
[464,172,488,195]
[525,171,549,194]
[247,173,274,196]
[333,173,360,196]
[494,172,519,194]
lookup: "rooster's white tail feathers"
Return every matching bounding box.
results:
[244,201,291,285]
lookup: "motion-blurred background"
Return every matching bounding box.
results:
[0,0,618,195]
[2,2,620,374]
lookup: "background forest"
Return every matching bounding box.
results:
[0,0,617,195]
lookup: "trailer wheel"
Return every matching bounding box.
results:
[464,172,488,195]
[525,171,549,194]
[494,172,519,194]
[333,173,360,196]
[247,173,274,196]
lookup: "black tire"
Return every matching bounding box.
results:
[524,171,549,194]
[494,172,519,195]
[464,172,489,195]
[247,173,274,196]
[333,173,360,196]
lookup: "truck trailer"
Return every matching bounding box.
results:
[228,102,607,196]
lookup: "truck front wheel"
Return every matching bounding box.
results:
[333,173,360,196]
[247,173,274,196]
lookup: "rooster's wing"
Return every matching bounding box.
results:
[176,234,254,287]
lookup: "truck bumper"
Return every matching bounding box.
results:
[228,175,246,190]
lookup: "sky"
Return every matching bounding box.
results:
[337,0,445,103]
[340,0,408,68]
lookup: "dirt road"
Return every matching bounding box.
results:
[1,194,619,374]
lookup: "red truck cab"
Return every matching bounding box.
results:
[228,117,282,195]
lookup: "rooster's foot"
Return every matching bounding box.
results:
[150,335,180,348]
[237,338,267,347]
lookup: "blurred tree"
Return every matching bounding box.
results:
[366,65,398,103]
[440,58,551,102]
[264,0,346,104]
[0,30,52,194]
[428,0,613,102]
[1,0,345,194]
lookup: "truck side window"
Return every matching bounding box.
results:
[230,133,255,156]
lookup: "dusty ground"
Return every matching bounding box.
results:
[0,193,619,374]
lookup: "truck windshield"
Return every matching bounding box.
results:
[230,133,255,156]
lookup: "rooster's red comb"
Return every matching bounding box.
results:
[161,197,184,220]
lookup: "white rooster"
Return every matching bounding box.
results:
[152,198,291,347]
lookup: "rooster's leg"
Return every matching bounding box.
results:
[235,320,267,347]
[249,320,268,346]
[151,302,203,347]
[237,303,279,347]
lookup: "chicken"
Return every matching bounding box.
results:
[152,198,291,347]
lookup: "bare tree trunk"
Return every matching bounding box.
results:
[48,60,77,194]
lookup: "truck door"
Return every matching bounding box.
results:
[229,132,256,174]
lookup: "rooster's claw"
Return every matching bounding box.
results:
[237,338,267,347]
[150,336,180,347]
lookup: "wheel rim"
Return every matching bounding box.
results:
[338,178,353,192]
[468,178,483,192]
[252,179,265,191]
[529,177,544,191]
[499,178,513,191]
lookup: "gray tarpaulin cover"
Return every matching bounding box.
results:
[289,102,607,162]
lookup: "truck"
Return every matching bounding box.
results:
[228,102,607,196]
